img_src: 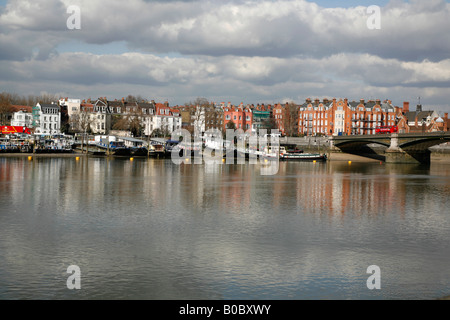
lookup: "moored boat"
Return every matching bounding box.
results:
[280,152,327,161]
[264,146,327,161]
[131,147,148,157]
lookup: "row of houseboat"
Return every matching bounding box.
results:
[1,133,327,161]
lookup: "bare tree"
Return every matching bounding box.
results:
[0,93,14,125]
[70,107,95,153]
[112,108,144,137]
[283,102,299,137]
[205,107,223,131]
[226,120,236,130]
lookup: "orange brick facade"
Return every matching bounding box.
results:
[298,98,400,136]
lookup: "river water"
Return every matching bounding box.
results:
[0,156,449,300]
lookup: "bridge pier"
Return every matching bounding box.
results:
[384,148,431,164]
[385,134,430,164]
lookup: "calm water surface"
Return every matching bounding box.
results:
[0,157,449,300]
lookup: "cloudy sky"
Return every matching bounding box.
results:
[1,0,450,111]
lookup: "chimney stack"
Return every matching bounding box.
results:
[403,102,410,113]
[360,99,365,105]
[416,104,422,112]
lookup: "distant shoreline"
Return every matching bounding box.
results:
[2,150,450,164]
[0,153,86,158]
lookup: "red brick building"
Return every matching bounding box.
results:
[223,105,253,131]
[298,98,400,136]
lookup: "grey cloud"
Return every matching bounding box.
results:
[0,0,449,110]
[1,51,449,103]
[2,0,450,62]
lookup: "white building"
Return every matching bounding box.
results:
[11,110,33,128]
[333,105,345,135]
[33,103,61,135]
[144,103,182,136]
[59,98,81,118]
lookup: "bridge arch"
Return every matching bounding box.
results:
[334,140,390,149]
[399,137,450,151]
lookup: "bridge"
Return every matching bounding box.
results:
[329,132,450,164]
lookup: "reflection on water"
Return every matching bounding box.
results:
[0,157,449,300]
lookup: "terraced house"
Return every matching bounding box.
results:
[298,98,399,136]
[223,103,253,131]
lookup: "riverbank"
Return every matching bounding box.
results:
[2,146,450,163]
[0,152,86,158]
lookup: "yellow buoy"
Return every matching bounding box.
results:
[348,161,352,165]
[313,160,317,164]
[222,159,225,163]
[130,158,134,161]
[76,157,80,161]
[185,158,190,162]
[28,156,32,161]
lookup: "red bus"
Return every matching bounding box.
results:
[375,125,398,134]
[0,126,32,135]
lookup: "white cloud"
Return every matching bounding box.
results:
[0,0,449,109]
